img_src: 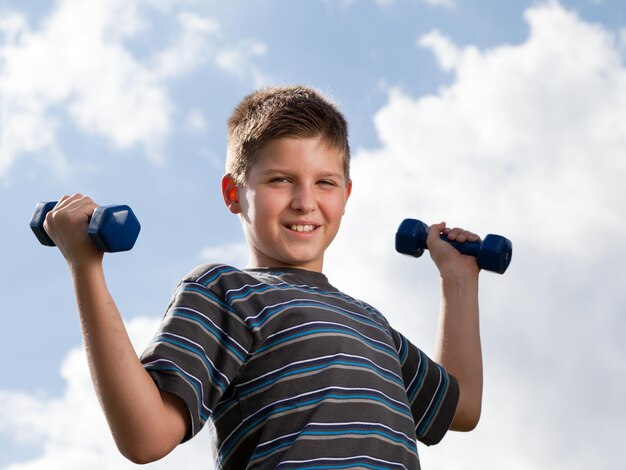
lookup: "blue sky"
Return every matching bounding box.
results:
[1,0,625,468]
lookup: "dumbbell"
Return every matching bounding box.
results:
[395,218,512,274]
[30,201,141,253]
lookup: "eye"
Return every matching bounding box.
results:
[318,179,338,187]
[268,176,290,184]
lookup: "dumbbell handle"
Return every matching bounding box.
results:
[30,201,140,253]
[396,218,512,274]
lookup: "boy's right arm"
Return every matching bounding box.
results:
[44,195,189,464]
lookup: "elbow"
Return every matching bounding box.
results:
[452,415,480,432]
[119,447,158,466]
[116,439,171,465]
[450,404,481,432]
[449,376,482,432]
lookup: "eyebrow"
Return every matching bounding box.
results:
[260,168,345,180]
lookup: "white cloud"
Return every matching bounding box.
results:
[215,39,270,87]
[374,0,456,9]
[0,1,267,177]
[422,0,456,9]
[325,2,625,468]
[417,30,460,71]
[200,241,249,267]
[153,12,220,79]
[3,2,625,469]
[405,1,626,261]
[0,317,216,470]
[185,107,208,132]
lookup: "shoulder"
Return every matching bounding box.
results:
[178,264,289,300]
[181,263,255,287]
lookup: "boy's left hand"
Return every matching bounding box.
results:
[427,222,481,277]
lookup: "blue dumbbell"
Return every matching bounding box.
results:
[30,201,141,253]
[395,218,512,274]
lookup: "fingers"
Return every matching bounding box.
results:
[43,194,99,241]
[42,194,104,265]
[428,221,481,244]
[427,221,482,277]
[53,193,97,212]
[444,226,481,243]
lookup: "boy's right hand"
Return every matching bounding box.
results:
[43,194,104,268]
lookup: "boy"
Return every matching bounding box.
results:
[44,85,482,468]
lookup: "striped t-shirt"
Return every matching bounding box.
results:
[141,264,459,469]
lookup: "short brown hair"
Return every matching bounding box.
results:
[226,85,350,185]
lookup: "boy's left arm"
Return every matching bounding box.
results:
[428,222,483,431]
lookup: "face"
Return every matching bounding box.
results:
[223,136,352,272]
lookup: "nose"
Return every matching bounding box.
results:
[290,183,316,213]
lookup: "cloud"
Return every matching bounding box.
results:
[374,0,456,9]
[0,317,217,470]
[200,241,249,267]
[329,0,455,11]
[421,0,456,9]
[152,12,220,79]
[396,1,626,261]
[3,2,625,469]
[0,1,267,177]
[185,108,208,132]
[325,2,625,468]
[214,39,270,88]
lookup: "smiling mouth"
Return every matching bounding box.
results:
[288,224,317,233]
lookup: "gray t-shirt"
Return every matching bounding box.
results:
[141,264,459,469]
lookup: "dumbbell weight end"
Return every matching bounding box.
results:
[29,201,141,253]
[30,201,58,246]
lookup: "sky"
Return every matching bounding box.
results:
[1,0,625,468]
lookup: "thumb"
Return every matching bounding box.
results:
[426,221,446,249]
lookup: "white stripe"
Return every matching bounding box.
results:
[218,385,412,455]
[406,347,424,394]
[277,455,409,470]
[414,365,443,431]
[143,357,212,418]
[237,349,402,389]
[263,320,394,355]
[244,298,384,330]
[161,331,232,387]
[166,305,249,355]
[195,264,232,284]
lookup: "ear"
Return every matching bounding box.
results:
[222,174,242,214]
[342,179,352,214]
[345,178,352,200]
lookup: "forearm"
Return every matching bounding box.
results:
[434,272,483,431]
[70,262,187,462]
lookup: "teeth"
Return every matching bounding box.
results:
[290,224,316,232]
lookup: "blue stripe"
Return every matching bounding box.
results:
[228,281,378,317]
[143,364,210,421]
[239,359,403,398]
[172,311,247,362]
[254,428,415,461]
[198,265,239,286]
[398,335,408,363]
[282,464,396,470]
[249,301,385,332]
[221,392,413,459]
[155,337,229,392]
[256,326,396,357]
[416,364,449,436]
[407,350,427,402]
[179,286,236,313]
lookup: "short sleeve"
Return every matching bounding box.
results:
[394,330,459,445]
[140,277,254,440]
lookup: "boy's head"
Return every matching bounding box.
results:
[226,85,350,185]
